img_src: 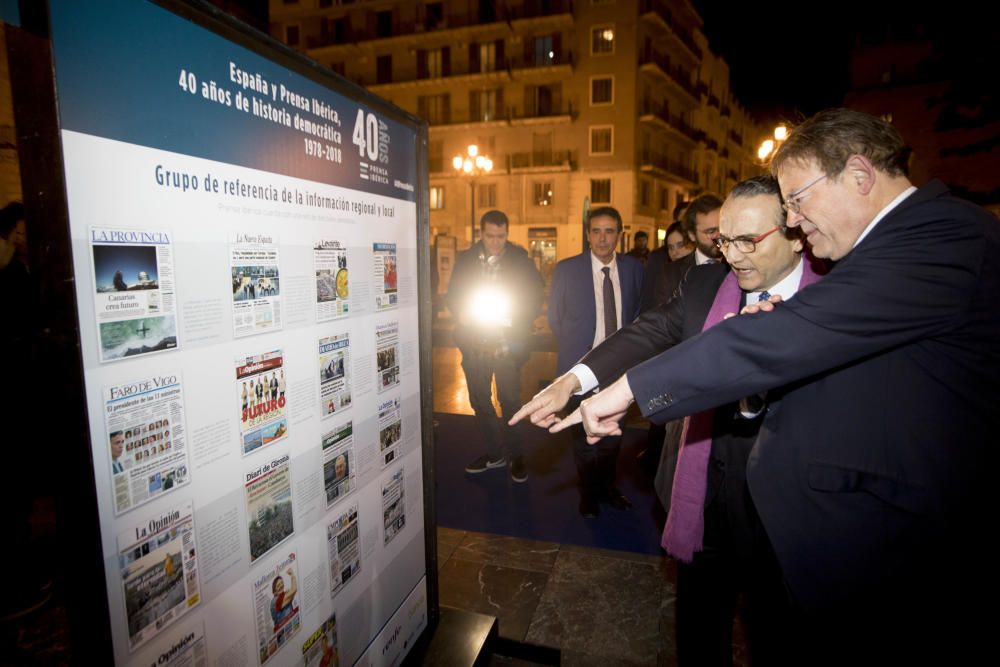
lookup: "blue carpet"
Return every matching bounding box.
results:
[433,412,667,556]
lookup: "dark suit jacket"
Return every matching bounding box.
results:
[626,181,1000,611]
[583,262,760,540]
[640,249,696,314]
[548,251,643,375]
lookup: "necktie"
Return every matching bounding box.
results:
[758,290,771,304]
[601,266,617,339]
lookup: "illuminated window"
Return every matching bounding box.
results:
[430,186,445,209]
[591,25,615,55]
[533,182,553,206]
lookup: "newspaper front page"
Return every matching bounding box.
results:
[322,421,356,508]
[236,349,289,456]
[326,504,360,600]
[377,397,402,468]
[90,227,178,362]
[374,321,400,394]
[147,624,207,667]
[314,239,349,322]
[318,333,352,418]
[381,468,406,546]
[372,242,398,311]
[104,373,190,516]
[301,611,339,667]
[252,552,301,666]
[231,232,282,338]
[245,453,295,564]
[116,500,200,652]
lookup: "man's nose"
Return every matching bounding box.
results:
[785,209,804,228]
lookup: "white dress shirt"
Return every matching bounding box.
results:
[590,252,623,348]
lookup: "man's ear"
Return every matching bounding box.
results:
[845,154,876,195]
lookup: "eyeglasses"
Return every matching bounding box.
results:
[781,174,827,214]
[712,226,782,254]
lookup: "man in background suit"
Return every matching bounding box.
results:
[548,206,642,517]
[540,109,1000,664]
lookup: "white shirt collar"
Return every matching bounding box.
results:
[750,257,804,303]
[694,248,717,265]
[853,186,918,249]
[590,251,617,273]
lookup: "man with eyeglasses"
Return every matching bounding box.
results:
[523,108,999,663]
[513,176,818,664]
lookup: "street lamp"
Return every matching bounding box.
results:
[452,144,494,244]
[757,124,789,162]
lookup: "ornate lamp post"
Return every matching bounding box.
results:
[452,144,494,244]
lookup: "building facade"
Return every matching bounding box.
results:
[270,0,768,278]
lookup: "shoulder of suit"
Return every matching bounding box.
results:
[503,242,531,259]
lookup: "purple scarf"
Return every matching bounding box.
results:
[661,260,822,562]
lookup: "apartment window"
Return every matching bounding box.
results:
[418,47,450,79]
[285,25,299,46]
[534,182,553,207]
[591,178,611,203]
[660,187,669,210]
[590,76,613,105]
[532,35,555,66]
[526,83,560,117]
[470,40,503,73]
[320,0,333,7]
[591,25,615,55]
[376,10,393,38]
[430,186,445,210]
[376,55,392,84]
[589,126,613,155]
[640,179,650,207]
[428,140,443,173]
[417,93,450,124]
[470,88,501,122]
[331,17,348,42]
[532,132,553,165]
[424,2,444,30]
[478,183,497,208]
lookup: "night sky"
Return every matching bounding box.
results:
[692,0,994,124]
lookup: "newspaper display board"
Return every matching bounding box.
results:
[46,0,431,664]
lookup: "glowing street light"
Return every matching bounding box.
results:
[758,125,790,163]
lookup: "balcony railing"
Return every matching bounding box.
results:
[508,49,574,71]
[510,101,574,122]
[508,150,575,170]
[638,49,698,101]
[509,0,574,20]
[638,101,698,142]
[639,150,698,183]
[639,0,703,60]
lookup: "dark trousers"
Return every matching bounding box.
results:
[460,348,524,460]
[567,395,621,500]
[676,447,793,667]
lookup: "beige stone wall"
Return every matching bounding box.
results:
[0,23,23,205]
